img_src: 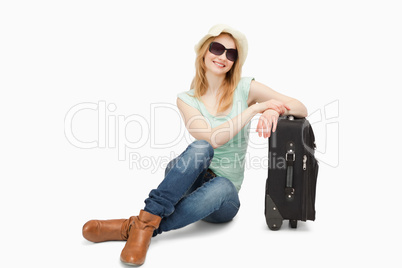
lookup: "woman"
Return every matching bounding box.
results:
[82,24,307,266]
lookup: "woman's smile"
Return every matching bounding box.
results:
[213,61,225,68]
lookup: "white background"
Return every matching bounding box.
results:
[1,0,401,267]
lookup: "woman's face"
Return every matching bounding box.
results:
[204,34,236,76]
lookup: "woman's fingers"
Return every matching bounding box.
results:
[255,116,262,137]
[256,114,275,138]
[272,115,278,133]
[256,109,281,138]
[256,116,268,137]
[264,117,271,138]
[265,114,276,138]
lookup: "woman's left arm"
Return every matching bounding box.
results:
[248,80,308,138]
[248,80,308,117]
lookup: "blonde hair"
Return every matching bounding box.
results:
[190,33,242,114]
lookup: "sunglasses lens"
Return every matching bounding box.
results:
[226,49,238,62]
[209,42,225,56]
[209,42,238,62]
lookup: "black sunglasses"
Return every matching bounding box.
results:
[209,42,238,62]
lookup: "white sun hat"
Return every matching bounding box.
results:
[194,24,248,67]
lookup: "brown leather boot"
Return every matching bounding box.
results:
[82,216,135,243]
[120,210,161,266]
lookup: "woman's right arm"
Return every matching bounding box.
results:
[177,98,284,149]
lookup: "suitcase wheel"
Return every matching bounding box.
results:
[289,220,298,228]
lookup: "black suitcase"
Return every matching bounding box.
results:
[265,115,318,230]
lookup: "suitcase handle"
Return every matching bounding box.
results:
[285,142,295,201]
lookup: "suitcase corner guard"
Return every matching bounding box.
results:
[265,194,284,230]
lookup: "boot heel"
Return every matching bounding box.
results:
[120,210,161,266]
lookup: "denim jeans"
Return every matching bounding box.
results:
[143,140,240,237]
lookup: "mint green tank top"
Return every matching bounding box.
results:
[177,77,254,191]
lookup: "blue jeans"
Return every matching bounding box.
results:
[143,140,240,237]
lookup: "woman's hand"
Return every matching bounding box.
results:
[252,99,290,138]
[256,109,281,138]
[253,99,290,115]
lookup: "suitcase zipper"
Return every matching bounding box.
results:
[302,154,308,221]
